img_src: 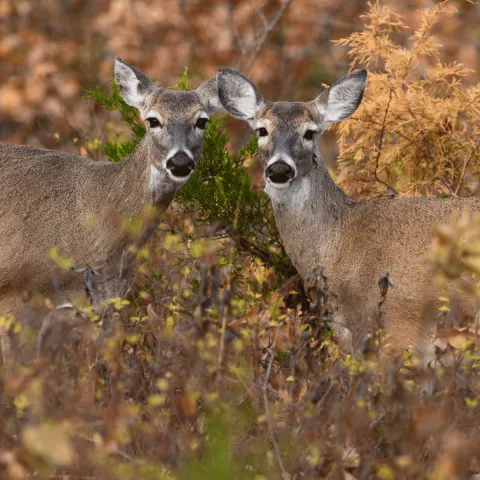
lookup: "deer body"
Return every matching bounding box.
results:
[0,58,220,361]
[218,67,480,360]
[0,141,173,303]
[272,178,480,356]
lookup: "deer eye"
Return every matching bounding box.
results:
[304,130,316,141]
[256,127,268,137]
[147,117,161,128]
[195,117,209,130]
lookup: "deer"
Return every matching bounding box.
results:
[0,57,220,363]
[217,66,480,362]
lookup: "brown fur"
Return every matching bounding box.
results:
[0,58,220,362]
[218,67,480,361]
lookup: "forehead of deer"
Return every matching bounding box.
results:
[147,89,203,118]
[260,102,316,126]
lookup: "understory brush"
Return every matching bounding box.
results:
[2,225,480,479]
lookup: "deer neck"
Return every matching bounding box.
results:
[112,138,178,214]
[268,156,354,277]
[85,138,178,295]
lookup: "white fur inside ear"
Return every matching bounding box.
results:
[233,83,258,119]
[115,61,145,108]
[324,92,352,124]
[324,76,365,124]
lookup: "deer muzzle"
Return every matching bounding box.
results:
[166,152,195,179]
[265,161,295,184]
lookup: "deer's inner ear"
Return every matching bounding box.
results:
[114,57,156,110]
[217,67,264,121]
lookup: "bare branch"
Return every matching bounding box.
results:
[228,4,247,56]
[372,89,399,195]
[248,0,268,29]
[221,224,273,264]
[217,303,228,379]
[454,139,480,196]
[63,109,96,159]
[242,0,293,74]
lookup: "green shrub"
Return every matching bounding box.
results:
[85,70,294,281]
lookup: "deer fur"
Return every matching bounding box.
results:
[0,57,220,362]
[217,66,480,361]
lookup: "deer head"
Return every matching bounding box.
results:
[115,57,220,189]
[216,67,366,200]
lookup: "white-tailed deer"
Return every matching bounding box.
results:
[0,57,220,362]
[217,67,480,361]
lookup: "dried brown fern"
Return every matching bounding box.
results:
[334,0,480,198]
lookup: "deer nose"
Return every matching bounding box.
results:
[265,161,295,184]
[166,152,195,178]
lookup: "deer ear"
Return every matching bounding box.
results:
[196,77,221,115]
[217,67,264,123]
[114,57,157,110]
[314,69,367,126]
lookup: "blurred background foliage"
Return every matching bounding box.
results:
[1,0,479,172]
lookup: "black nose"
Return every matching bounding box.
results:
[166,152,195,178]
[265,161,295,184]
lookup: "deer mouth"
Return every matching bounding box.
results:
[166,152,195,179]
[265,161,295,185]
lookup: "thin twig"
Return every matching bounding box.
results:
[263,345,285,474]
[372,88,399,195]
[63,110,96,159]
[248,0,268,29]
[217,307,228,381]
[354,114,427,155]
[454,139,480,196]
[221,225,273,264]
[436,175,455,196]
[228,4,247,56]
[316,377,333,410]
[305,317,354,333]
[243,0,293,74]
